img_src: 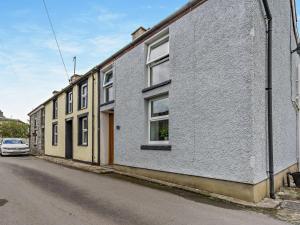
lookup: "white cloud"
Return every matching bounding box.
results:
[43,39,83,55]
[88,34,129,56]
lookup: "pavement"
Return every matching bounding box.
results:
[0,156,293,225]
[276,188,300,224]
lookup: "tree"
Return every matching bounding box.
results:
[0,121,29,138]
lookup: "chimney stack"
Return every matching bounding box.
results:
[131,26,148,41]
[70,74,81,83]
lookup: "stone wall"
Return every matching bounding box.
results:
[29,108,45,155]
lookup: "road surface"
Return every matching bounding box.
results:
[0,156,290,225]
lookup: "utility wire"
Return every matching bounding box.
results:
[42,0,69,81]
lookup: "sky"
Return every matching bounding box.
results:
[0,0,187,122]
[0,0,299,122]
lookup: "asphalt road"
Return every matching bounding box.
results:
[0,156,291,225]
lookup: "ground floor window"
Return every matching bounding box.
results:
[149,96,169,144]
[52,123,58,146]
[78,116,88,146]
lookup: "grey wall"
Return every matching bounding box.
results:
[268,0,299,175]
[112,0,299,184]
[248,0,299,183]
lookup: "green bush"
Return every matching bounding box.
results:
[0,121,29,138]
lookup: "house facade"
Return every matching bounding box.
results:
[43,74,99,163]
[28,106,45,155]
[28,0,300,202]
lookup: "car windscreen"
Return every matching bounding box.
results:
[3,140,24,144]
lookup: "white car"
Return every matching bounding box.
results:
[0,138,30,156]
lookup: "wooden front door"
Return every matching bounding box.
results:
[108,114,114,165]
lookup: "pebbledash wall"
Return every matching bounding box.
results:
[111,0,299,200]
[44,73,99,163]
[28,0,299,202]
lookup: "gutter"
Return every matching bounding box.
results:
[261,0,275,199]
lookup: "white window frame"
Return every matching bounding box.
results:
[82,117,88,145]
[67,91,73,113]
[103,69,114,103]
[148,57,170,87]
[148,96,169,145]
[146,35,169,65]
[146,35,170,87]
[53,124,58,145]
[80,83,88,109]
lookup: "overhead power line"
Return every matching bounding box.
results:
[42,0,69,81]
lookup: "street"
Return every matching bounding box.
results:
[0,156,290,225]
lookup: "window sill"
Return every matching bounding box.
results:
[142,80,171,93]
[140,145,171,151]
[78,107,87,111]
[100,100,115,107]
[78,144,88,147]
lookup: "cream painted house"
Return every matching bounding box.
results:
[42,73,99,164]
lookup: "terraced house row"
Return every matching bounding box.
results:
[28,0,300,203]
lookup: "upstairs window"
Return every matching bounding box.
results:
[79,82,88,109]
[103,69,114,103]
[149,96,169,144]
[53,99,58,119]
[147,36,170,86]
[66,91,73,114]
[41,109,45,125]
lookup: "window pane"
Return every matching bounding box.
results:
[150,119,169,141]
[83,118,88,129]
[68,102,72,113]
[82,97,86,108]
[151,97,169,117]
[150,60,170,86]
[104,71,113,85]
[105,86,113,102]
[83,131,88,144]
[108,86,113,101]
[148,40,169,62]
[82,85,86,95]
